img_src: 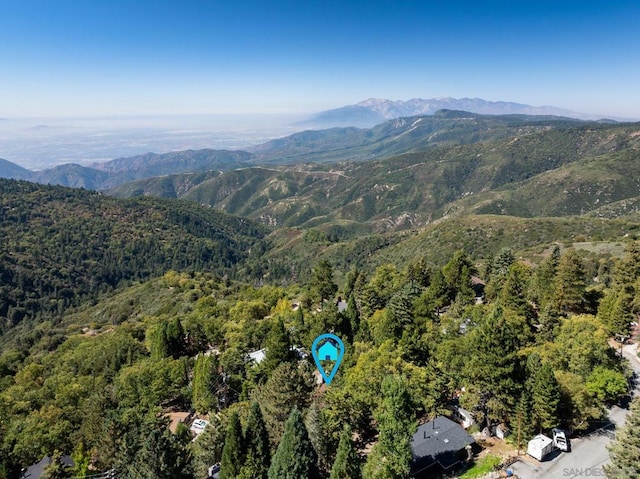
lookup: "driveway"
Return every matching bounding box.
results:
[507,342,640,479]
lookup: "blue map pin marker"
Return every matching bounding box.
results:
[311,333,345,386]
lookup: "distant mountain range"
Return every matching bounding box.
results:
[300,97,615,128]
[0,149,253,190]
[1,110,587,190]
[110,119,640,233]
[2,109,640,234]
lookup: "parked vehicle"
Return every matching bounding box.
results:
[527,434,554,461]
[553,428,570,452]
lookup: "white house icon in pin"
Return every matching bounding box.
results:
[318,341,339,361]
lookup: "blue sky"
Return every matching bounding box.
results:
[1,0,639,117]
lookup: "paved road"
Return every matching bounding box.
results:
[508,343,640,479]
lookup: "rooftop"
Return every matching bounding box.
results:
[410,416,475,474]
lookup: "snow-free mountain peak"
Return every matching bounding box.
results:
[301,97,601,128]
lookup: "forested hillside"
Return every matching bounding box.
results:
[0,179,268,340]
[1,240,638,478]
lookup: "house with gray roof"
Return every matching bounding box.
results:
[22,455,74,479]
[410,416,475,477]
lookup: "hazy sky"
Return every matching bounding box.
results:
[1,0,639,118]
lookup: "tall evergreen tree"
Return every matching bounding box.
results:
[129,426,193,479]
[553,249,586,314]
[442,249,475,304]
[532,245,560,310]
[220,412,245,479]
[242,402,271,479]
[311,259,338,304]
[613,241,640,288]
[330,424,361,479]
[461,304,528,428]
[257,362,314,445]
[499,262,534,321]
[344,266,361,300]
[405,257,431,288]
[537,303,561,342]
[263,318,293,375]
[363,375,415,479]
[268,408,318,479]
[425,268,450,314]
[345,294,360,339]
[166,317,185,358]
[605,397,640,478]
[306,401,333,476]
[490,248,516,278]
[192,354,220,413]
[515,392,535,451]
[531,363,560,432]
[150,322,171,360]
[598,289,634,336]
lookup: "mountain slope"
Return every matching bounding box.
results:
[0,178,268,334]
[31,163,110,189]
[0,158,32,180]
[92,149,253,188]
[251,110,584,164]
[112,123,640,232]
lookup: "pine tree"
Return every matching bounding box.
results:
[311,259,338,304]
[531,363,560,432]
[166,317,185,358]
[129,426,193,479]
[425,269,449,314]
[243,402,271,479]
[605,397,640,478]
[344,266,361,300]
[499,262,534,321]
[257,362,314,445]
[490,248,516,278]
[346,294,360,338]
[292,306,306,344]
[613,241,640,289]
[405,257,431,287]
[442,249,475,304]
[193,354,220,413]
[363,375,415,479]
[553,249,586,314]
[268,408,318,479]
[151,322,170,360]
[515,392,535,450]
[532,246,560,310]
[598,289,634,336]
[306,401,332,476]
[330,425,361,479]
[537,303,561,342]
[220,412,245,479]
[263,318,293,375]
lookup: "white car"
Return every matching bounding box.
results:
[552,428,570,452]
[190,419,209,434]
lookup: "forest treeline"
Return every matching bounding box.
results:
[1,238,639,478]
